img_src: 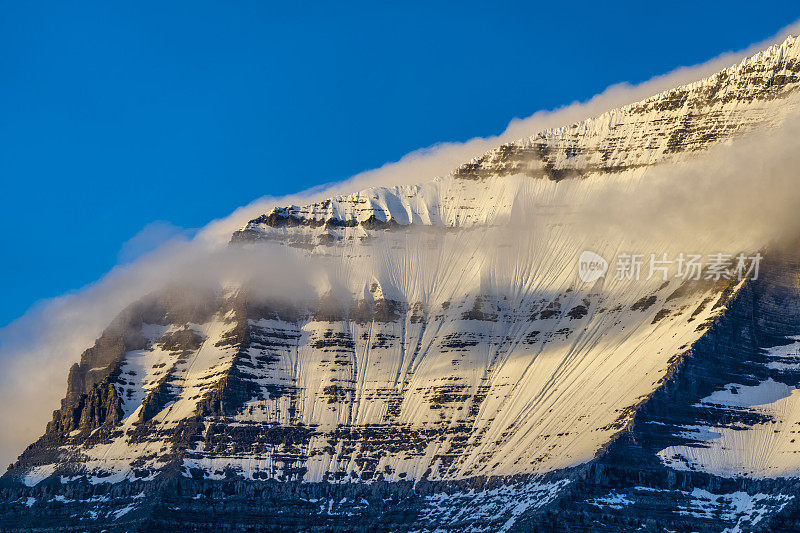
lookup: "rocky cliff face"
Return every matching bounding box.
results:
[4,36,800,532]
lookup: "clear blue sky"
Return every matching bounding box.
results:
[1,1,799,327]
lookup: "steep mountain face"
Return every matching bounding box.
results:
[3,36,800,532]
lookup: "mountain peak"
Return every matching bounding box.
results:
[5,33,800,532]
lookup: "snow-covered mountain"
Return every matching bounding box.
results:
[3,36,800,532]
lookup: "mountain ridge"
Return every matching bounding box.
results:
[234,35,800,246]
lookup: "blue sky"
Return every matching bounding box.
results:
[2,1,800,327]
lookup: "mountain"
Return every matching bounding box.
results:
[3,36,800,532]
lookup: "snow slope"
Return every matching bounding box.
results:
[660,339,800,479]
